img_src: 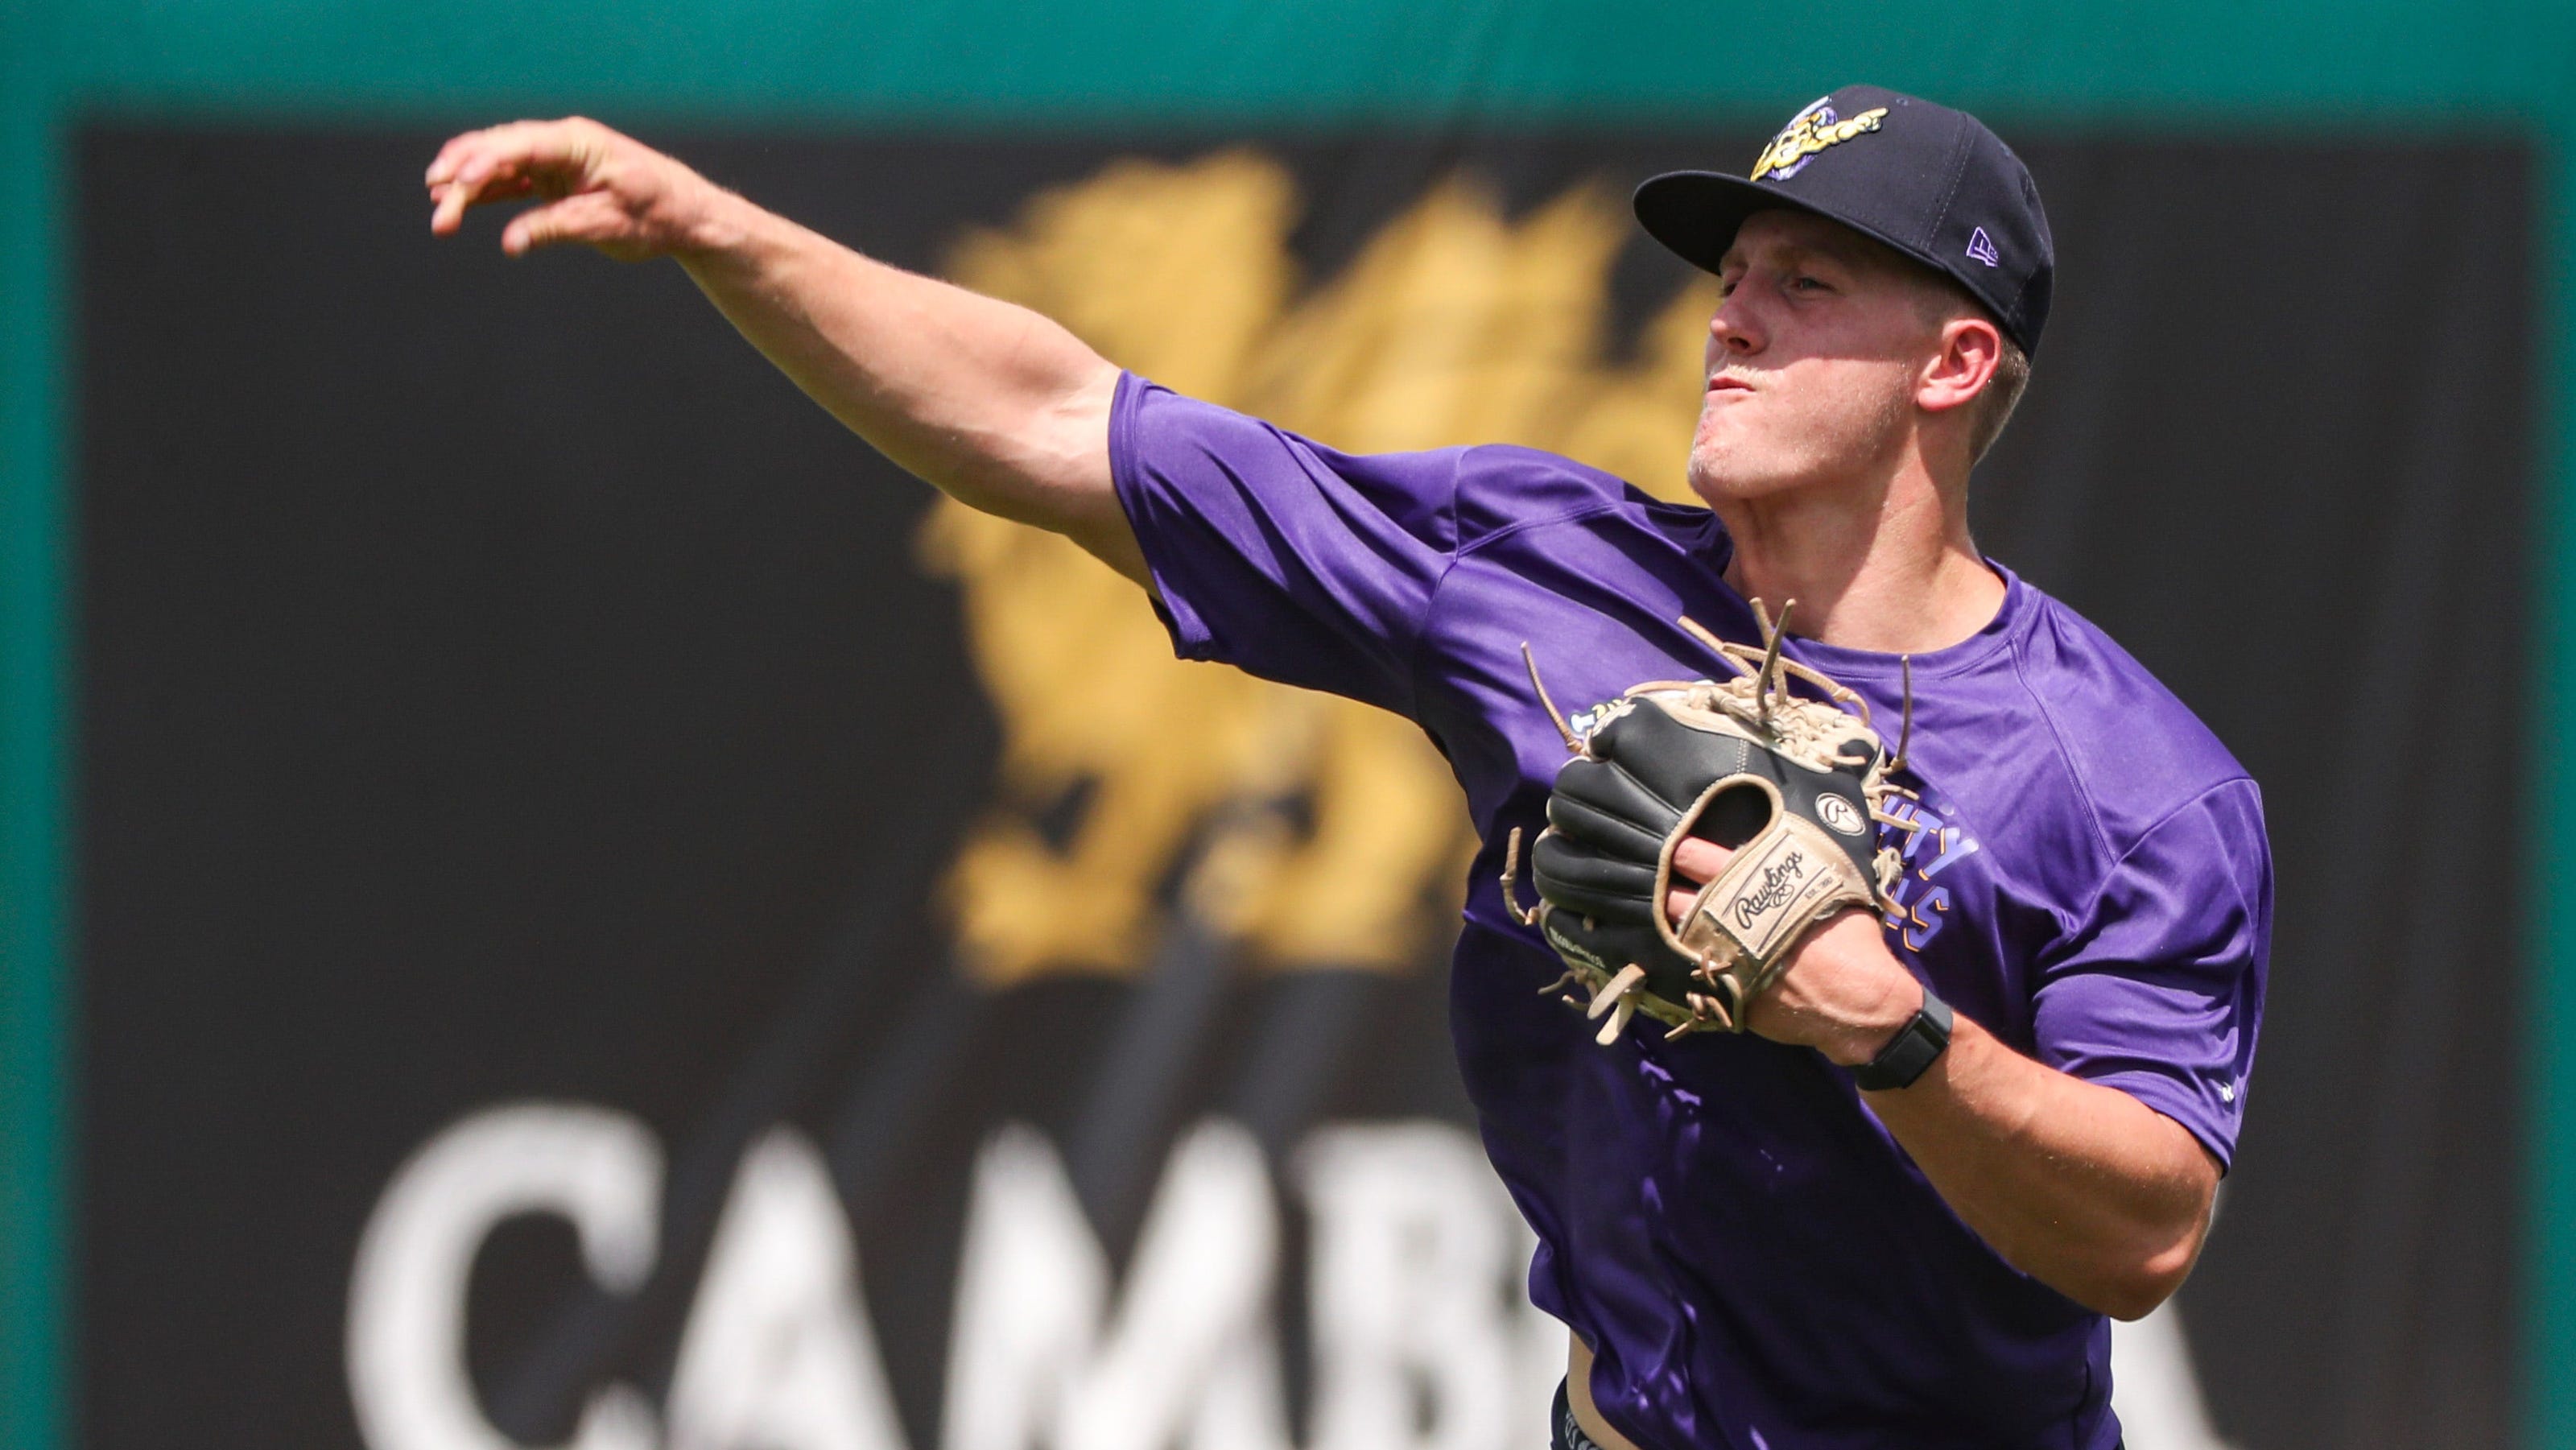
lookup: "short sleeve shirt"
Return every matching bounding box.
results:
[1109,374,2272,1450]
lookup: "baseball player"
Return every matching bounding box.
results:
[427,85,2268,1449]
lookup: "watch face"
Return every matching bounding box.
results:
[1856,995,1951,1092]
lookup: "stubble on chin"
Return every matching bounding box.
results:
[1684,407,1785,506]
[1681,440,1732,506]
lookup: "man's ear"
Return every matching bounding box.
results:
[1918,315,2004,416]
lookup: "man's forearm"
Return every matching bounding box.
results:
[1863,1015,2217,1319]
[674,193,1133,568]
[1688,849,2221,1319]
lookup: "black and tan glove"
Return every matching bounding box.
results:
[1506,605,1913,1044]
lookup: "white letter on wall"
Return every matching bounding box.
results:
[2111,1300,2239,1450]
[940,1119,1287,1450]
[665,1127,910,1450]
[346,1102,663,1450]
[1298,1121,1542,1450]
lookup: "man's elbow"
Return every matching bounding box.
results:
[2091,1237,2201,1321]
[2083,1125,2223,1320]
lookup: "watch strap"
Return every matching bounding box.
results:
[1850,988,1953,1091]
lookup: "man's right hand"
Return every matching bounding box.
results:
[427,118,729,262]
[421,118,1139,580]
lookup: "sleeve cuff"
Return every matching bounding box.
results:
[2079,1067,2240,1173]
[1107,370,1219,662]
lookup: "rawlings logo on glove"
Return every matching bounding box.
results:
[1504,602,1918,1044]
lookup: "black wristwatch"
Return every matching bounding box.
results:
[1850,988,1954,1091]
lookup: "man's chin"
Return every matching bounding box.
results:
[1683,453,1792,508]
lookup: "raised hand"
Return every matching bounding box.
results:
[425,118,727,261]
[419,114,1133,573]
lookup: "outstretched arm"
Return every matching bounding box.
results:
[1667,839,2220,1320]
[425,118,1141,580]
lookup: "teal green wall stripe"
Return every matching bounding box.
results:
[8,5,2576,1449]
[31,0,2576,118]
[0,13,69,1450]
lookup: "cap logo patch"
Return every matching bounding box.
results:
[1750,101,1890,182]
[1965,227,2000,267]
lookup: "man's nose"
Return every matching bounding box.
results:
[1708,299,1761,356]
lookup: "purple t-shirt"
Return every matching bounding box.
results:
[1108,374,2271,1450]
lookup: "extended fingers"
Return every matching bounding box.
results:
[428,172,533,233]
[427,171,480,235]
[426,118,597,188]
[425,118,609,235]
[500,190,632,256]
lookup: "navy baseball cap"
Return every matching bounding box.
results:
[1635,86,2055,355]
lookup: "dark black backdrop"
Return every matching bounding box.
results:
[76,128,2529,1450]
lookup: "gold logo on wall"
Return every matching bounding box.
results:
[921,151,1719,988]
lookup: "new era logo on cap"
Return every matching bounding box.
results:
[1631,85,2056,354]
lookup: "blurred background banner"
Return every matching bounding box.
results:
[6,7,2573,1450]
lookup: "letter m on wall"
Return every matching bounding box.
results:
[941,1122,1285,1450]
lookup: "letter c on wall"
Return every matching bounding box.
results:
[346,1103,665,1450]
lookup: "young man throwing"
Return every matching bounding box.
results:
[426,85,2269,1449]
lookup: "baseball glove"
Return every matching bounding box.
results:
[1504,603,1915,1045]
